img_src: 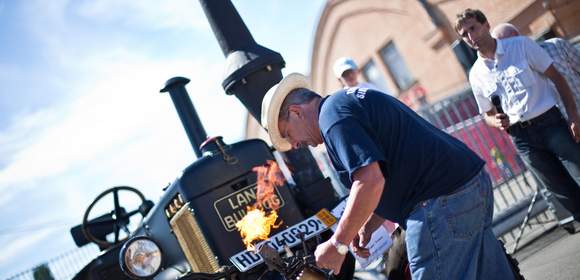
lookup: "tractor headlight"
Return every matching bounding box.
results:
[120,236,163,279]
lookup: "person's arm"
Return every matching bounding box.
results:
[315,162,384,273]
[558,39,580,73]
[332,162,384,245]
[469,68,502,129]
[543,64,580,142]
[315,116,387,273]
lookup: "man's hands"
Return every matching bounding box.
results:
[315,162,385,275]
[484,110,510,130]
[351,214,385,258]
[314,240,345,275]
[492,113,510,130]
[568,116,580,143]
[487,108,579,142]
[351,231,370,259]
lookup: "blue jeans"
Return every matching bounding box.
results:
[405,169,514,280]
[509,107,580,219]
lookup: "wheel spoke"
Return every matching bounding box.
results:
[113,189,121,213]
[121,209,140,219]
[86,217,115,226]
[113,223,119,243]
[122,225,131,235]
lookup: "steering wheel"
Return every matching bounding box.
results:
[82,186,151,247]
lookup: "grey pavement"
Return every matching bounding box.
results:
[514,224,580,280]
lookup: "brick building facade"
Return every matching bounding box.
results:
[311,0,579,105]
[246,0,579,141]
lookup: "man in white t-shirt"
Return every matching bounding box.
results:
[456,8,580,225]
[492,23,580,120]
[491,23,580,230]
[333,57,377,90]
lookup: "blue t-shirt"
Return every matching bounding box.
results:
[319,88,485,224]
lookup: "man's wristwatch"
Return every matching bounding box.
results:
[330,238,349,255]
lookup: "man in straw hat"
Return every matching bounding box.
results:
[261,73,515,279]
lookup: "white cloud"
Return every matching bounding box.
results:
[21,0,69,56]
[0,110,58,164]
[0,0,247,207]
[73,0,210,31]
[0,62,23,83]
[0,48,245,192]
[0,227,59,264]
[0,191,15,210]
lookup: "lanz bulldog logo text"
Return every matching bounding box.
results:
[214,184,285,231]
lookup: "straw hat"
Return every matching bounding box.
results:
[261,73,311,152]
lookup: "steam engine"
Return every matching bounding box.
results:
[71,77,345,280]
[70,0,351,279]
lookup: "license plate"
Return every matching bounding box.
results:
[229,209,337,272]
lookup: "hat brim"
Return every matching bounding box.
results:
[261,73,311,152]
[334,64,356,78]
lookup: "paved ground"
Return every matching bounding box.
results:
[354,220,580,280]
[514,224,580,280]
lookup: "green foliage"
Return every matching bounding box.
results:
[33,263,55,280]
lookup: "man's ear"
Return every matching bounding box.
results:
[287,104,302,118]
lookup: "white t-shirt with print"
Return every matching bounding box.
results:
[469,36,558,124]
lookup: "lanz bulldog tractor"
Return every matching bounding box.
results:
[69,1,356,279]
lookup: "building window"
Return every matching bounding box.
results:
[451,39,477,74]
[535,29,556,42]
[361,60,390,94]
[379,42,415,91]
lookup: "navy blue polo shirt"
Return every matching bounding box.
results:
[319,88,484,224]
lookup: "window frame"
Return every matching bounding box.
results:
[379,41,416,91]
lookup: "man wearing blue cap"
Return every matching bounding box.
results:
[333,57,378,90]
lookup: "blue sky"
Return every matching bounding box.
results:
[0,0,326,277]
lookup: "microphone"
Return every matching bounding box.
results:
[491,95,504,114]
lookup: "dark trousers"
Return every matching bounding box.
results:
[509,107,580,220]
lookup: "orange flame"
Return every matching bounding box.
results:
[235,206,280,251]
[236,160,286,250]
[253,160,285,209]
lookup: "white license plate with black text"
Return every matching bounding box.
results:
[229,209,336,272]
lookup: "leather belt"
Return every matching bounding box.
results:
[510,107,559,129]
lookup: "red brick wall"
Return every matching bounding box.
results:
[310,0,579,102]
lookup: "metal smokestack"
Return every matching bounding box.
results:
[198,0,255,56]
[198,0,285,122]
[160,77,208,158]
[198,0,339,215]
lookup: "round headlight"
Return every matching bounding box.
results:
[120,236,163,279]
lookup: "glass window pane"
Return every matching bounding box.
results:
[379,42,415,90]
[451,39,477,74]
[361,60,391,95]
